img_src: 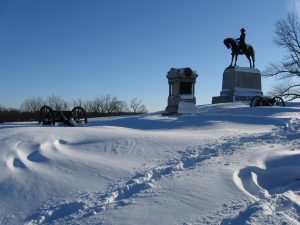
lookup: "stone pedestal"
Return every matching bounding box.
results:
[212,67,263,104]
[163,68,199,115]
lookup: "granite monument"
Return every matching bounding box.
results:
[163,67,199,115]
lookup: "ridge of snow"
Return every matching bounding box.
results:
[1,102,300,224]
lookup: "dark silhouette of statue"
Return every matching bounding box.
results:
[224,28,255,68]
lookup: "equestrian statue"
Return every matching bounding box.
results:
[224,28,255,68]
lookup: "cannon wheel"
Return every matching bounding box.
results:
[39,105,55,125]
[71,106,87,124]
[250,96,263,107]
[272,96,285,107]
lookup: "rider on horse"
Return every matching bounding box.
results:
[223,28,255,68]
[236,28,246,54]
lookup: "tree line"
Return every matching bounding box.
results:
[0,95,148,123]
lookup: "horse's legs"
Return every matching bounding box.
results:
[230,53,234,67]
[247,55,252,68]
[252,55,255,68]
[234,54,238,67]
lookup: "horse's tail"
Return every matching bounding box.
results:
[252,46,255,57]
[249,45,255,67]
[252,47,255,67]
[251,46,255,60]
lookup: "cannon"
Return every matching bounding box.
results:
[250,96,285,107]
[39,105,87,126]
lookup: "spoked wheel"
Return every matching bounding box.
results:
[250,96,263,107]
[272,96,285,107]
[39,105,55,125]
[71,106,87,124]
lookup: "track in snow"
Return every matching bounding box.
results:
[24,118,300,225]
[205,118,300,225]
[25,132,267,225]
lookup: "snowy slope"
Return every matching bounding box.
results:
[0,102,300,225]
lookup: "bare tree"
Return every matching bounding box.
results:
[105,96,116,114]
[72,98,84,108]
[265,13,300,100]
[92,96,107,114]
[104,95,115,114]
[129,98,148,114]
[115,100,128,114]
[46,95,69,111]
[83,99,93,112]
[20,97,44,112]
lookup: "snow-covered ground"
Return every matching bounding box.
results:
[1,102,300,225]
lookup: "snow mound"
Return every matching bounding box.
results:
[234,152,300,198]
[1,102,300,225]
[227,117,300,224]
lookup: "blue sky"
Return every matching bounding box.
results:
[0,0,296,112]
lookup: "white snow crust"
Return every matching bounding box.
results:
[1,102,300,224]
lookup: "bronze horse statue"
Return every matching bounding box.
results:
[224,38,255,68]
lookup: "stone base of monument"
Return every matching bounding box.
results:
[177,95,199,114]
[212,67,263,104]
[163,94,199,115]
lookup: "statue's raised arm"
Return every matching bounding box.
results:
[224,28,255,68]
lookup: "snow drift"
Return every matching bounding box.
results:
[0,102,300,224]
